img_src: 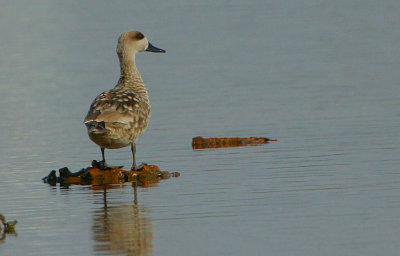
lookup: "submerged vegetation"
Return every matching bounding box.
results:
[0,214,17,242]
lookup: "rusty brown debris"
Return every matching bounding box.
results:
[43,160,180,188]
[192,136,276,149]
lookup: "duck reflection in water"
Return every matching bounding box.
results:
[92,185,153,256]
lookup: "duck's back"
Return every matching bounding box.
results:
[84,87,151,147]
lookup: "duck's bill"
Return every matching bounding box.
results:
[146,42,166,53]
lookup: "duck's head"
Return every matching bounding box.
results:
[116,30,165,57]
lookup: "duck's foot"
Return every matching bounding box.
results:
[92,160,123,170]
[131,163,147,171]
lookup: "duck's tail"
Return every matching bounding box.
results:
[85,121,108,134]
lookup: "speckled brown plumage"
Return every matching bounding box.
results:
[84,30,165,170]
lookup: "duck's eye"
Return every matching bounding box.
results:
[135,33,144,40]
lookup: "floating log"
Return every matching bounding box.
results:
[192,136,276,149]
[43,160,180,188]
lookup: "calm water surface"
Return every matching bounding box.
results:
[1,0,400,255]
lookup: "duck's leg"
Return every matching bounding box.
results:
[101,147,106,162]
[97,147,123,170]
[131,143,144,171]
[98,147,108,170]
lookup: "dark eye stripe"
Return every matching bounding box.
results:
[136,33,144,40]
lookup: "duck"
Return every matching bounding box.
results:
[84,30,165,170]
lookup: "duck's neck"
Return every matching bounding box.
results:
[117,53,149,100]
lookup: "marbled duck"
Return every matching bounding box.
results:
[84,30,165,170]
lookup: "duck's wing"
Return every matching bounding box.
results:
[84,89,149,126]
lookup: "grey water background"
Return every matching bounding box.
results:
[0,0,399,255]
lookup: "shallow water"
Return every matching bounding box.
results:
[1,0,400,255]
